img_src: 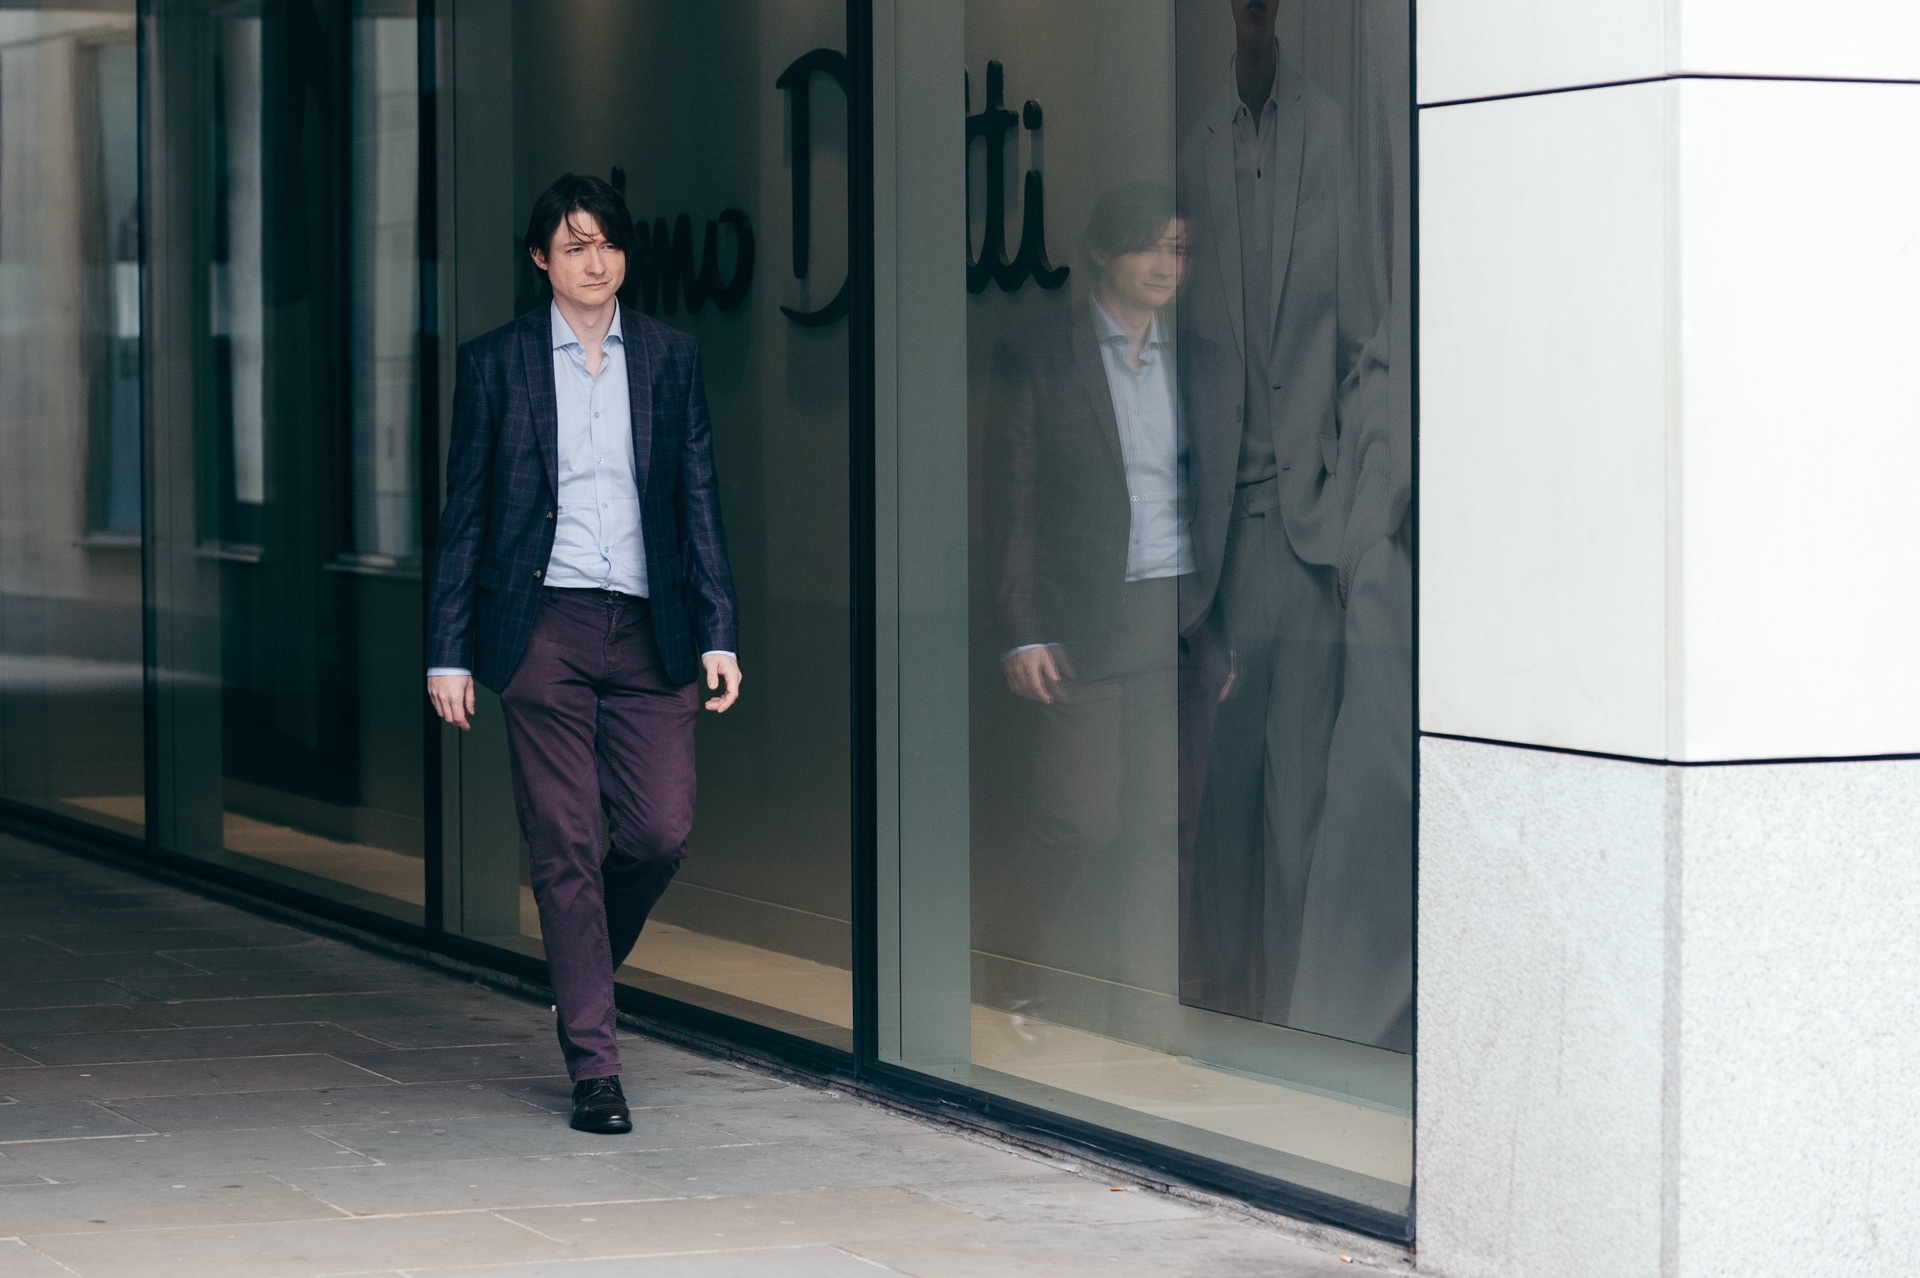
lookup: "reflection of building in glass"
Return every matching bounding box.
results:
[349,15,423,563]
[0,9,146,830]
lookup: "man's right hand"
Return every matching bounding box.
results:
[428,674,477,731]
[1003,645,1071,704]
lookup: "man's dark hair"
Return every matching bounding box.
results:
[1081,181,1179,274]
[524,173,637,259]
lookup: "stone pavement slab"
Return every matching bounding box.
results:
[101,1080,553,1131]
[0,981,134,1012]
[0,1053,393,1104]
[0,1099,153,1143]
[278,1151,674,1216]
[0,1237,73,1277]
[0,832,1400,1278]
[405,1248,890,1278]
[601,1132,1065,1199]
[0,1021,395,1066]
[0,1125,374,1181]
[0,1171,344,1235]
[26,1211,586,1278]
[0,1004,181,1036]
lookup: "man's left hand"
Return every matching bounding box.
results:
[702,653,743,713]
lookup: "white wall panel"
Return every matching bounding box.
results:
[1419,0,1920,105]
[1419,84,1672,757]
[1676,0,1920,81]
[1417,0,1666,105]
[1674,80,1920,759]
[1676,761,1920,1273]
[1417,738,1669,1278]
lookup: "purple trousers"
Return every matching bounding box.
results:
[499,588,699,1081]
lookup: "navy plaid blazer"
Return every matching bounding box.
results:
[427,304,739,691]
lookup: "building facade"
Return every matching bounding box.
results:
[0,2,1913,1270]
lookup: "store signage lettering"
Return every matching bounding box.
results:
[609,167,754,318]
[778,51,1067,324]
[777,48,852,327]
[966,61,1068,294]
[609,51,1068,327]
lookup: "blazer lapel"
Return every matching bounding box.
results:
[620,305,655,503]
[1070,300,1128,487]
[519,310,559,494]
[1203,108,1245,362]
[1263,58,1308,364]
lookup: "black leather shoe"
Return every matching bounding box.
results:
[569,1075,632,1134]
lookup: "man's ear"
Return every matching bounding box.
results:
[529,246,548,273]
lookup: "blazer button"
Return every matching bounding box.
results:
[533,569,542,579]
[546,510,554,519]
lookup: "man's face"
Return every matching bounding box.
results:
[1098,218,1190,314]
[531,210,626,310]
[1230,0,1275,47]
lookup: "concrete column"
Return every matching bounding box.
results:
[1415,3,1920,1274]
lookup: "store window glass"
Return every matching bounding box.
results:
[441,0,854,1047]
[883,0,1414,1216]
[0,5,146,838]
[144,0,425,919]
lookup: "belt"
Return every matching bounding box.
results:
[543,586,648,603]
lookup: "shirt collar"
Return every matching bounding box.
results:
[1229,41,1282,120]
[550,300,624,352]
[1091,294,1166,353]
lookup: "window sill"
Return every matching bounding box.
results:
[195,541,266,564]
[74,531,142,552]
[324,553,422,582]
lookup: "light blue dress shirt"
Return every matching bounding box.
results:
[1090,296,1194,581]
[543,302,647,597]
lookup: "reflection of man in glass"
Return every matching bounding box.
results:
[1176,0,1388,1024]
[988,184,1199,996]
[426,175,743,1134]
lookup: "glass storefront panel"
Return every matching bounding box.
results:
[882,0,1414,1217]
[0,5,146,838]
[439,0,854,1047]
[143,0,426,919]
[2,0,1414,1219]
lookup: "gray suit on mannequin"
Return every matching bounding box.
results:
[1175,16,1388,1024]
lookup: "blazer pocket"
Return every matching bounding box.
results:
[477,563,507,593]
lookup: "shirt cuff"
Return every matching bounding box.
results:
[700,651,738,661]
[1002,643,1054,662]
[426,667,471,679]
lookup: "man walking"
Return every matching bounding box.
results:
[426,174,741,1134]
